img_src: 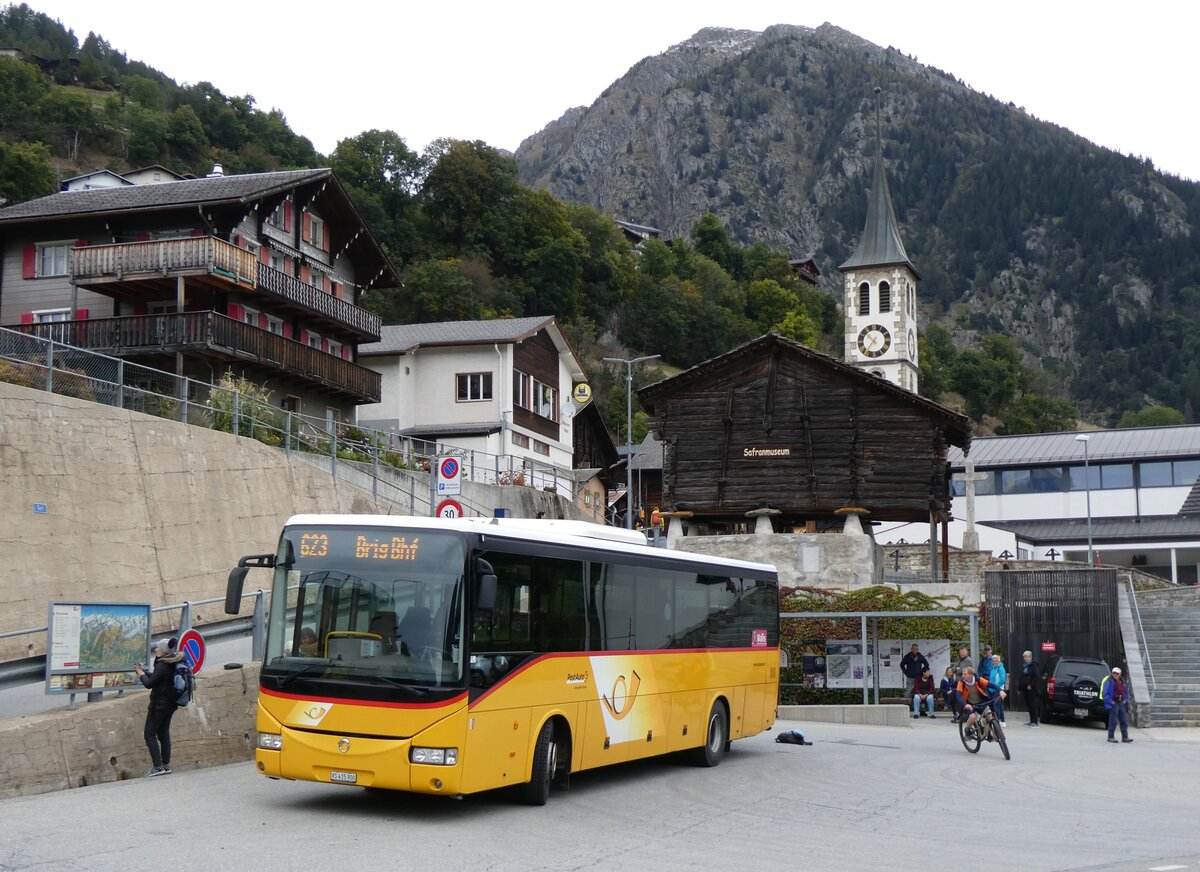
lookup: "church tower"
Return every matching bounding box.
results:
[839,90,920,393]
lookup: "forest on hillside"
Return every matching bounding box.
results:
[0,5,1191,437]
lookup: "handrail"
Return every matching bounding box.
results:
[1127,577,1156,705]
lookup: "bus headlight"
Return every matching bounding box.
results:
[410,746,458,765]
[257,732,283,750]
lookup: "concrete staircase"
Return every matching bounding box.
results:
[1137,602,1200,727]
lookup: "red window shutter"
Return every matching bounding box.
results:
[299,329,309,345]
[330,281,340,299]
[190,228,205,237]
[19,312,34,323]
[321,338,329,353]
[323,224,331,253]
[300,265,310,284]
[75,308,89,319]
[258,246,269,264]
[282,322,293,340]
[133,303,148,316]
[234,234,244,248]
[302,211,311,242]
[283,201,293,232]
[258,313,268,330]
[283,259,293,276]
[228,303,244,321]
[135,232,150,241]
[22,245,35,278]
[74,239,90,247]
[341,345,351,360]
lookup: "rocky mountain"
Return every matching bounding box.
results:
[515,24,1200,421]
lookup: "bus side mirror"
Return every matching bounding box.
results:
[226,553,277,614]
[475,558,497,612]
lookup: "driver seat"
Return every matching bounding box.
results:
[368,611,399,654]
[399,606,433,654]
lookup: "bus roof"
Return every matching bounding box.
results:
[283,514,778,576]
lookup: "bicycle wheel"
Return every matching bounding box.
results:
[994,720,1010,760]
[959,716,982,754]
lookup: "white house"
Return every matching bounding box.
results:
[879,426,1200,584]
[357,316,588,486]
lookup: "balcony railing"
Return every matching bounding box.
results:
[257,263,381,339]
[70,237,381,339]
[71,236,256,285]
[10,312,381,403]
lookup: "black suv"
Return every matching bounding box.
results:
[1041,655,1111,722]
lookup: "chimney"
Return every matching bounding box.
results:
[206,163,225,178]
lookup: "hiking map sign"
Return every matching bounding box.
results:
[45,601,152,695]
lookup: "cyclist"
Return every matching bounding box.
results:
[956,666,1006,737]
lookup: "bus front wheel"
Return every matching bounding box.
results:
[522,720,558,806]
[689,702,728,767]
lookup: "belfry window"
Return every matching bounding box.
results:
[879,281,891,313]
[858,282,870,315]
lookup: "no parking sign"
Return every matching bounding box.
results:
[178,628,206,675]
[437,456,462,495]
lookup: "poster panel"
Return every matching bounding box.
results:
[45,601,151,695]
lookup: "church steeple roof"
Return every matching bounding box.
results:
[839,93,920,278]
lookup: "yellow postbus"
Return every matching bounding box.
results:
[225,514,780,804]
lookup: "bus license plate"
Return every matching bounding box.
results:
[329,770,358,784]
[1073,707,1088,718]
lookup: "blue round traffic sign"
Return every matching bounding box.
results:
[440,458,460,479]
[178,628,206,675]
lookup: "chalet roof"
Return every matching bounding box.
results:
[60,169,132,188]
[361,316,556,355]
[1182,477,1200,516]
[398,423,503,438]
[629,433,665,472]
[838,138,919,277]
[0,169,331,223]
[987,516,1200,545]
[615,219,662,238]
[639,332,970,449]
[947,425,1200,469]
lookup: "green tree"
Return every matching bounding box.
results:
[167,105,209,167]
[1000,394,1078,434]
[126,107,170,165]
[746,278,798,332]
[1117,405,1185,428]
[691,212,743,277]
[918,324,958,401]
[0,56,48,133]
[951,334,1023,421]
[0,139,55,204]
[420,139,518,257]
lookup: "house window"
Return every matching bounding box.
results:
[281,396,300,413]
[879,281,891,313]
[269,252,287,272]
[858,282,869,315]
[38,243,69,277]
[307,330,322,349]
[33,308,71,323]
[266,315,284,336]
[583,492,592,506]
[242,306,260,326]
[327,339,342,357]
[149,302,178,314]
[511,432,530,449]
[457,372,493,402]
[514,371,558,421]
[309,213,324,248]
[533,439,550,456]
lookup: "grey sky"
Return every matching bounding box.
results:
[26,0,1200,181]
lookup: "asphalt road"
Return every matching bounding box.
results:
[3,716,1199,872]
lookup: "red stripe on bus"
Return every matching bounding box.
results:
[468,647,779,708]
[261,686,467,710]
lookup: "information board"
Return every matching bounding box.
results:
[45,601,152,695]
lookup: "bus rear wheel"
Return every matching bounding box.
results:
[522,720,558,806]
[689,702,728,767]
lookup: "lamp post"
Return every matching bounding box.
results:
[1074,433,1094,566]
[603,354,660,528]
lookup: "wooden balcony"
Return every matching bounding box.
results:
[257,263,381,339]
[70,237,382,340]
[71,236,256,286]
[10,312,381,403]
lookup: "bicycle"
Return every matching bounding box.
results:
[959,698,1010,760]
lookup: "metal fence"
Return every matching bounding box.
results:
[0,326,580,510]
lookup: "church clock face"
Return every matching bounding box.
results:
[857,324,891,358]
[908,329,917,361]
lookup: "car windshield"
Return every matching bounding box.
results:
[262,526,466,697]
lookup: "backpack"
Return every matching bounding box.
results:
[173,661,195,706]
[775,730,812,746]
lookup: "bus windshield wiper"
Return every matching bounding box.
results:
[276,660,332,688]
[364,674,428,696]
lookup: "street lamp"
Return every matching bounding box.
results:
[603,354,660,528]
[1074,433,1094,566]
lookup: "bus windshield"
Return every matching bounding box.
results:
[262,525,467,700]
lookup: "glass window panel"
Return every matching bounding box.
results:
[1069,465,1101,491]
[1000,469,1032,494]
[1100,464,1133,489]
[1139,461,1173,487]
[1174,460,1200,487]
[1030,466,1070,493]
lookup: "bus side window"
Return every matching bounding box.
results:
[674,572,708,648]
[593,563,635,650]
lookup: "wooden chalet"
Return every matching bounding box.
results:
[637,333,971,529]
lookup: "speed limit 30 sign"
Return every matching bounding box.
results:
[436,498,463,518]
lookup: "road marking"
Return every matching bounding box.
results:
[1148,865,1189,870]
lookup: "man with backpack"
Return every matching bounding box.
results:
[1103,666,1134,744]
[133,637,191,777]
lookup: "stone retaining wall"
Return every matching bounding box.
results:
[0,662,260,799]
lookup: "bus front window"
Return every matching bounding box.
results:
[262,527,467,701]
